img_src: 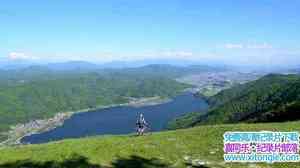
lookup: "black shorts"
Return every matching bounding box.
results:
[137,125,143,129]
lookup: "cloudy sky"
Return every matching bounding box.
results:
[0,0,299,66]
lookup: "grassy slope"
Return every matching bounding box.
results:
[1,122,300,168]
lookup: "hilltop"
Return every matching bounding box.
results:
[0,121,299,168]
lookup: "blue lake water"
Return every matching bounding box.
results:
[21,92,208,144]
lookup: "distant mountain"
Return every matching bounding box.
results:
[46,61,101,71]
[290,67,300,74]
[0,63,228,86]
[100,64,228,79]
[0,58,230,73]
[99,59,214,68]
[0,59,37,70]
[169,74,300,129]
[0,60,101,71]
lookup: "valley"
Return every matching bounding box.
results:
[0,63,299,168]
[177,71,263,97]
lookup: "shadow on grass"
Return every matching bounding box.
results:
[0,154,102,168]
[0,154,169,168]
[111,155,169,168]
[184,162,211,168]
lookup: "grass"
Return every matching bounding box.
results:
[1,122,300,168]
[0,135,7,142]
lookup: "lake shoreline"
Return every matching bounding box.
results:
[0,96,172,146]
[21,92,207,144]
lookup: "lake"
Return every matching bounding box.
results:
[21,92,208,144]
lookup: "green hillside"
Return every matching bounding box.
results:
[0,72,189,140]
[0,122,299,168]
[169,74,300,129]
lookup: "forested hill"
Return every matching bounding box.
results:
[169,74,300,129]
[203,74,300,123]
[0,72,190,135]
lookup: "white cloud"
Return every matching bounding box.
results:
[161,51,194,57]
[246,43,273,49]
[223,43,273,49]
[116,50,197,61]
[8,52,38,60]
[8,52,26,60]
[224,43,244,49]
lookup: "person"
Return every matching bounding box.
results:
[136,113,149,136]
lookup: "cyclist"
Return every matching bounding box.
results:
[136,113,149,136]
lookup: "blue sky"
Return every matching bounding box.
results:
[0,0,299,66]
